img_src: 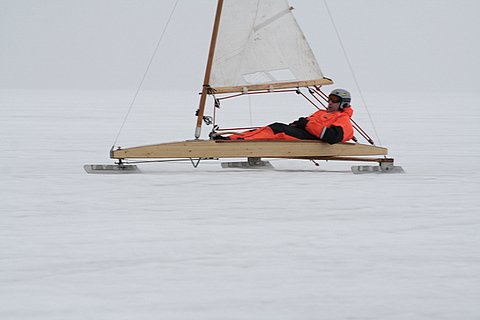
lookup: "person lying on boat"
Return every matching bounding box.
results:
[213,89,354,144]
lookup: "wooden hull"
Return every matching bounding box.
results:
[111,140,388,160]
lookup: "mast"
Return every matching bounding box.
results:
[195,0,224,139]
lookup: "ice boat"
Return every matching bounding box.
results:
[86,0,402,173]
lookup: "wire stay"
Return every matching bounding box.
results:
[113,0,180,147]
[323,0,382,146]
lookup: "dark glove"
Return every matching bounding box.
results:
[296,117,308,129]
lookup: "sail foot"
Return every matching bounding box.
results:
[209,78,333,94]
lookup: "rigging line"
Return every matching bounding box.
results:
[112,0,180,147]
[310,88,373,144]
[308,88,327,108]
[322,0,382,146]
[298,91,321,110]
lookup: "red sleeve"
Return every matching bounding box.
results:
[336,114,354,142]
[305,117,326,138]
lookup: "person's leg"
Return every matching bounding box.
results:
[269,123,318,140]
[227,123,318,141]
[228,126,273,140]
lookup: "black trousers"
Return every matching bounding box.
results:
[268,122,319,140]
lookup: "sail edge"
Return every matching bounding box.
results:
[209,78,333,94]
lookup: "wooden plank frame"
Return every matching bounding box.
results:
[111,140,388,161]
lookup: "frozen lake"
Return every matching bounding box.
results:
[1,89,479,319]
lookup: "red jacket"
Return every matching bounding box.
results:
[305,107,354,142]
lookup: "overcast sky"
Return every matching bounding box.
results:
[1,0,479,93]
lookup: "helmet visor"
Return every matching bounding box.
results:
[328,95,342,103]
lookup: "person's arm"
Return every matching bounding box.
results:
[290,117,308,128]
[320,125,344,144]
[305,113,352,144]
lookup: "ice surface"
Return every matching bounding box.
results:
[1,89,480,319]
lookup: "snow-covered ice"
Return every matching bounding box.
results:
[1,89,479,319]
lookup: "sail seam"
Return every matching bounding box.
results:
[253,7,292,32]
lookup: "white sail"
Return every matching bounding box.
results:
[209,0,332,93]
